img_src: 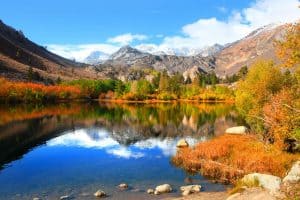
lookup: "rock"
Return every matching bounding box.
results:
[182,189,191,196]
[154,184,172,195]
[283,161,300,183]
[60,196,70,200]
[180,185,201,193]
[118,183,128,189]
[94,190,106,198]
[33,198,41,200]
[130,188,141,192]
[147,189,154,194]
[242,173,281,195]
[225,126,248,134]
[180,185,201,196]
[226,188,276,200]
[177,139,189,148]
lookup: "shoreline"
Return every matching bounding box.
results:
[0,98,235,105]
[98,99,235,104]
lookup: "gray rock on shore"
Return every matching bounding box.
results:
[118,183,128,189]
[176,139,189,148]
[283,161,300,183]
[180,185,201,196]
[94,190,106,198]
[154,184,172,195]
[242,173,281,195]
[147,188,154,194]
[225,126,248,134]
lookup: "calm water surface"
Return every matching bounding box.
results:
[0,103,244,200]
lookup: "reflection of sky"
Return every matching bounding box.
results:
[47,128,203,159]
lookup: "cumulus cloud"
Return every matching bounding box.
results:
[107,33,148,45]
[161,0,300,49]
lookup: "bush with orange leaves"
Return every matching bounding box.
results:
[276,22,300,68]
[0,78,82,102]
[263,88,300,150]
[171,134,299,184]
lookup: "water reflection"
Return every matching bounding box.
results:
[0,102,244,199]
[47,128,201,159]
[0,102,244,170]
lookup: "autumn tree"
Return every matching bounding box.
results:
[235,60,285,133]
[158,70,169,92]
[276,22,300,68]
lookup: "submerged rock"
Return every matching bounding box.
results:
[225,126,248,134]
[177,139,189,148]
[118,183,128,189]
[147,188,154,194]
[60,196,70,200]
[94,190,106,198]
[154,184,172,195]
[242,173,281,195]
[33,198,41,200]
[283,161,300,183]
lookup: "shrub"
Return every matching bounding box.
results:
[171,134,298,183]
[0,78,82,102]
[235,60,285,133]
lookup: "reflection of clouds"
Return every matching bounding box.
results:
[47,129,119,148]
[107,147,144,159]
[47,128,202,159]
[134,138,177,156]
[134,137,200,156]
[47,129,143,159]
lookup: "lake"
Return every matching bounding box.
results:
[0,102,244,200]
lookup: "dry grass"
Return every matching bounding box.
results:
[172,134,299,183]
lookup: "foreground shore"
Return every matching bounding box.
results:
[167,188,276,200]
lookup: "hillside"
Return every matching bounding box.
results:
[0,20,102,82]
[215,23,287,76]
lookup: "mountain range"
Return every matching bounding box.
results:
[0,19,287,82]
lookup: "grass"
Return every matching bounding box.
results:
[171,134,299,184]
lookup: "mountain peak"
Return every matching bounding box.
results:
[109,45,147,61]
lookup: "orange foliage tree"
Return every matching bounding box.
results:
[276,22,300,68]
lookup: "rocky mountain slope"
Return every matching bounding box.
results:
[0,20,102,82]
[215,23,286,76]
[103,45,216,74]
[97,23,286,78]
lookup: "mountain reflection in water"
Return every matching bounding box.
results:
[47,128,200,158]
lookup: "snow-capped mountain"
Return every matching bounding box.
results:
[134,45,224,57]
[83,51,110,64]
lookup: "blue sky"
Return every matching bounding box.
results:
[1,0,299,60]
[1,0,252,44]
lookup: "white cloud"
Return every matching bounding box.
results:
[160,0,300,49]
[107,33,148,45]
[47,43,120,62]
